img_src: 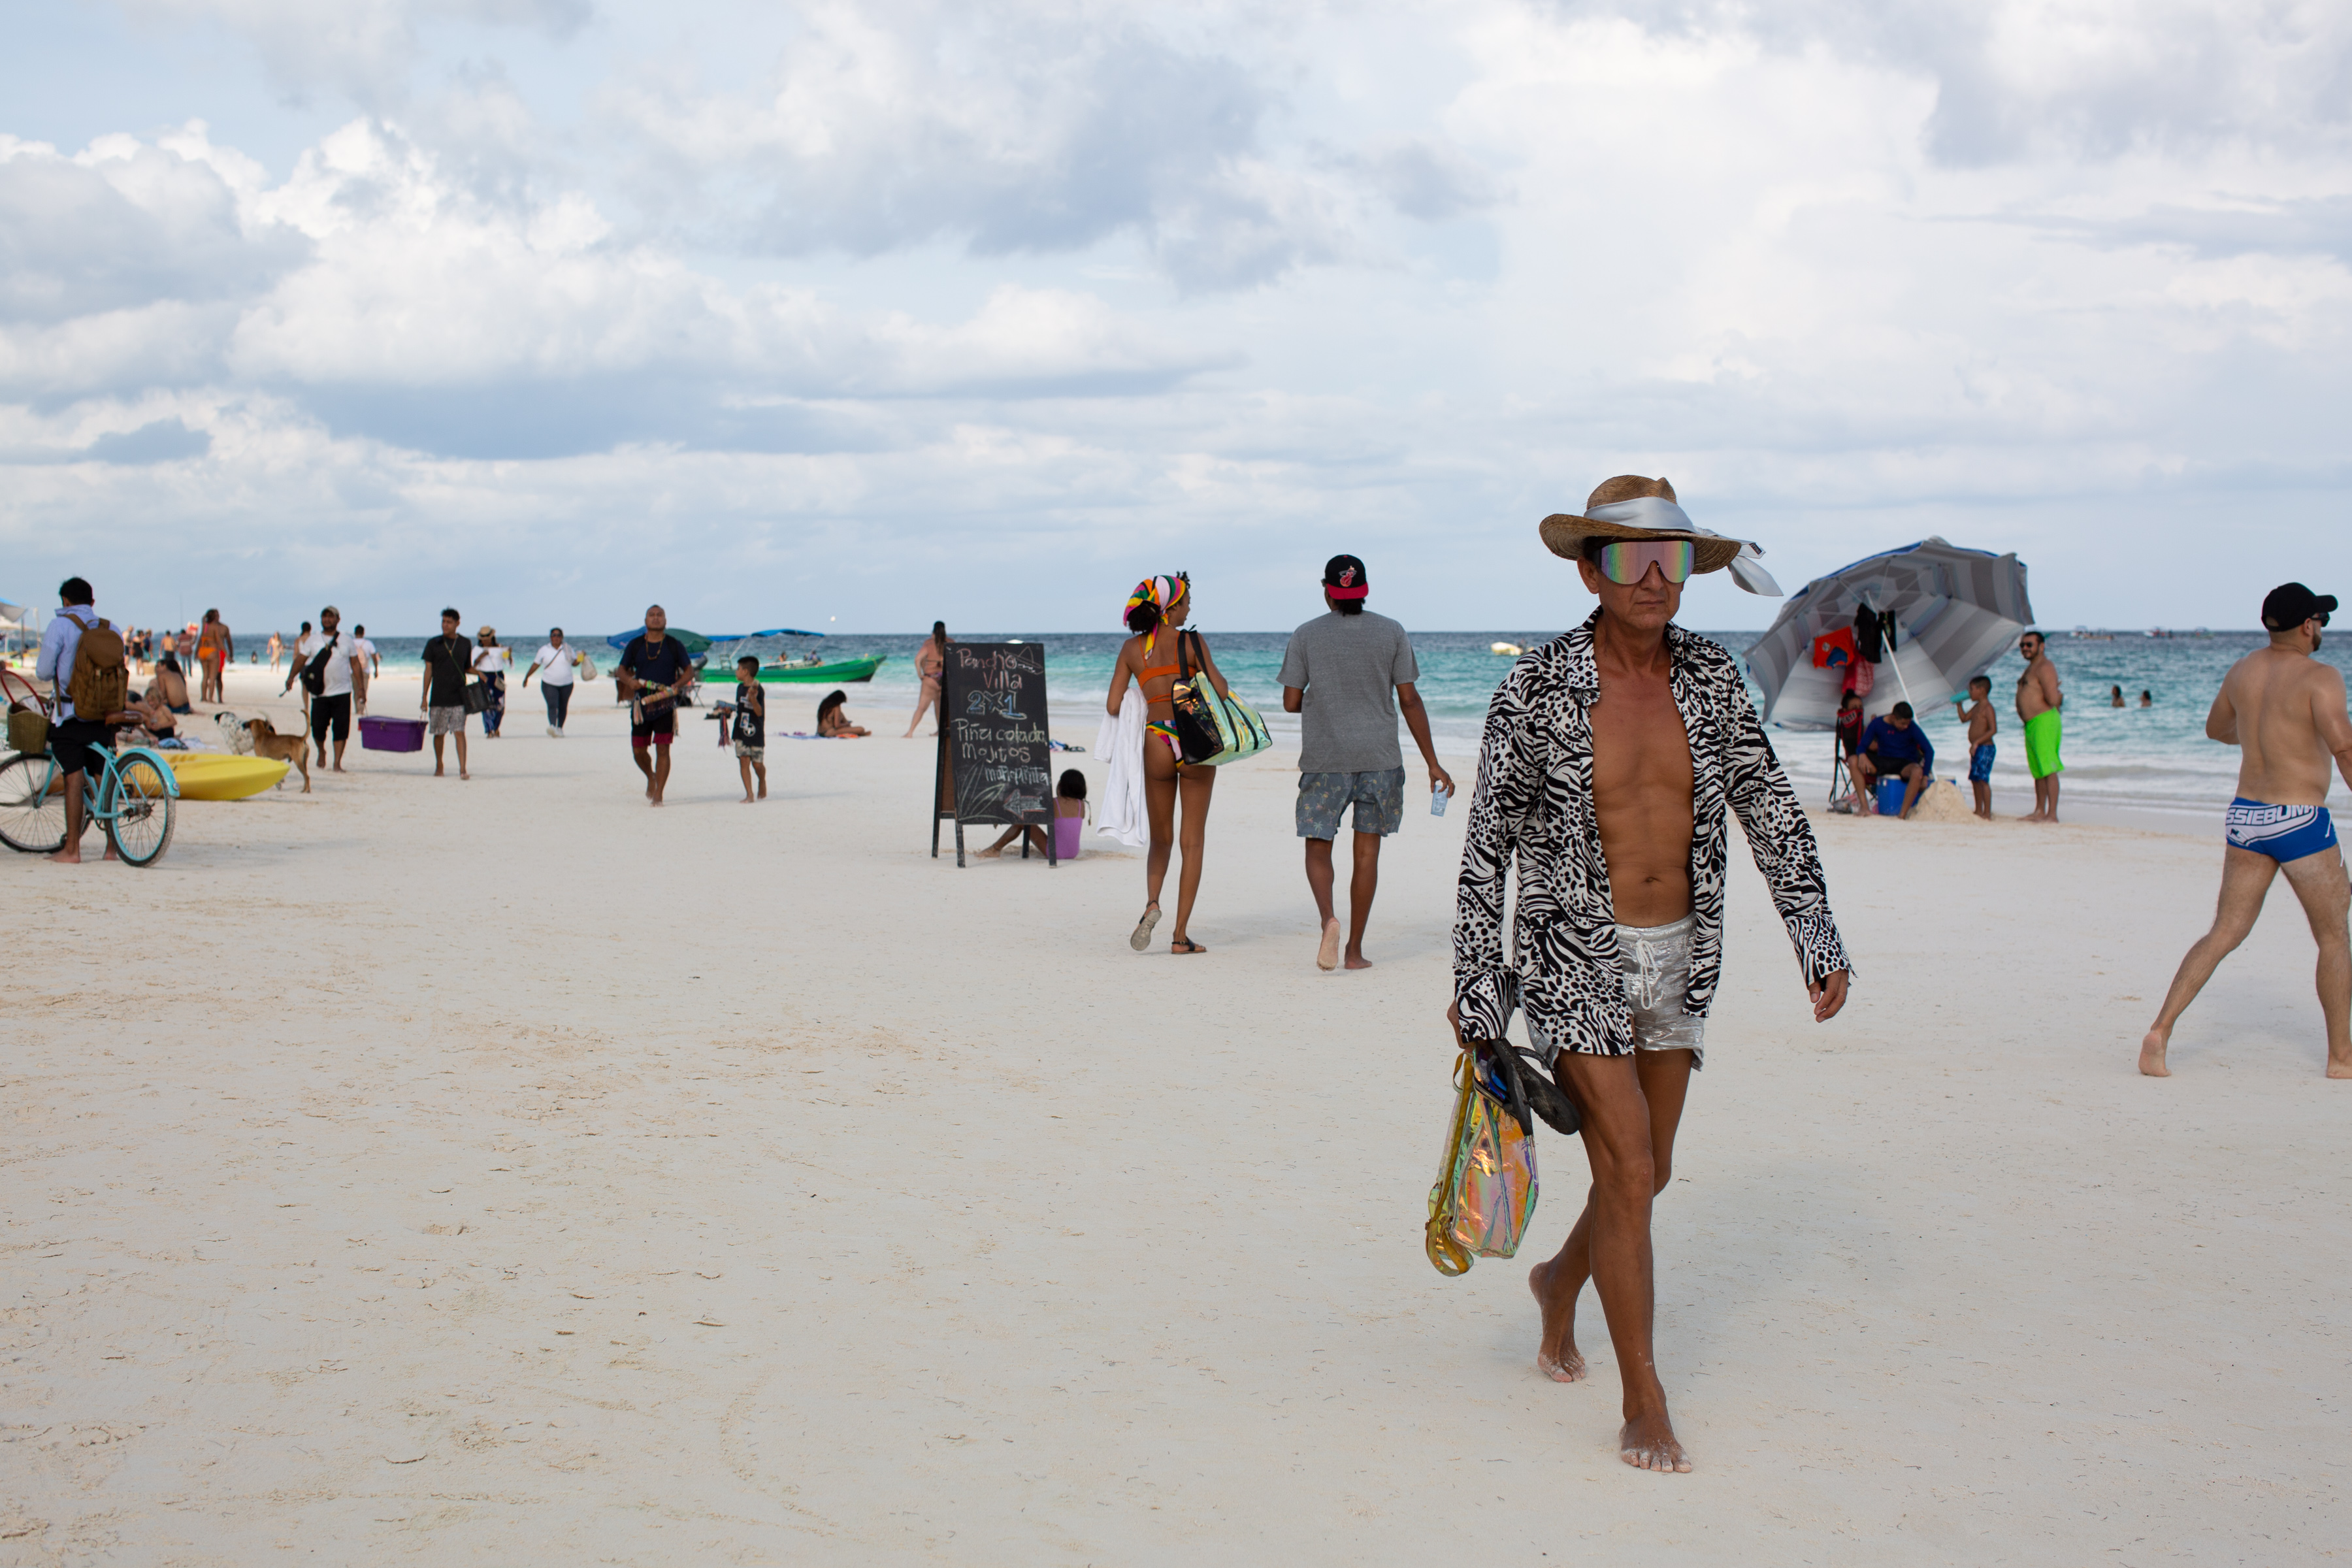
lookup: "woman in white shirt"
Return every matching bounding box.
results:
[472,626,513,737]
[521,627,582,736]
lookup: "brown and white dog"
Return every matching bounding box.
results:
[244,717,312,793]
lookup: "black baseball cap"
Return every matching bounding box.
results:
[2262,582,2337,630]
[1323,554,1369,600]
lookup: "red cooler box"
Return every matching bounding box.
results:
[359,715,427,753]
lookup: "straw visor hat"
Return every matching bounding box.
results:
[1538,476,1782,595]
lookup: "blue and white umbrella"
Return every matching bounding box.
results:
[1744,538,2034,730]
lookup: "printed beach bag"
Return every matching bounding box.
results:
[1425,1042,1540,1277]
[1167,629,1273,767]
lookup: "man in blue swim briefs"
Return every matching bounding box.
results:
[2142,583,2352,1079]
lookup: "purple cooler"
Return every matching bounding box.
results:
[359,715,427,753]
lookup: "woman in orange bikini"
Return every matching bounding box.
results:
[1106,574,1233,955]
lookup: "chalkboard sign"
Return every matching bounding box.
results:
[932,642,1055,867]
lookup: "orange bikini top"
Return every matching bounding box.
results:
[1140,663,1180,681]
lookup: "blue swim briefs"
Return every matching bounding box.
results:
[1968,742,1995,783]
[2225,798,2339,862]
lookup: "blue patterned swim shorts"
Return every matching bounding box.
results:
[2225,798,2338,863]
[1968,742,1995,783]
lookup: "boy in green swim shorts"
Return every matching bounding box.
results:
[2016,630,2063,821]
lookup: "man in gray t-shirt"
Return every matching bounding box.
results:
[1279,553,1455,972]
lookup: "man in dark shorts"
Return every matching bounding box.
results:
[35,576,126,864]
[282,606,366,773]
[420,608,472,780]
[617,604,694,806]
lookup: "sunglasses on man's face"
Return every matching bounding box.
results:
[1595,539,1695,586]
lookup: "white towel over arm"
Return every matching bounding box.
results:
[1094,698,1147,848]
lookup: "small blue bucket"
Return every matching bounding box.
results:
[1875,777,1910,815]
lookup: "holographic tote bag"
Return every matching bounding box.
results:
[1425,1043,1539,1276]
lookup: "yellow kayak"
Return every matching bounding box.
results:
[165,753,290,800]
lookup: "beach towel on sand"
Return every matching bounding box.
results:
[1094,699,1147,849]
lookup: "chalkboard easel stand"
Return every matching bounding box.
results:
[931,728,968,867]
[931,641,1057,870]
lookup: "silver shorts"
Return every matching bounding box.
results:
[1527,914,1706,1070]
[428,705,467,736]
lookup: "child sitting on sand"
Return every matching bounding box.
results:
[979,769,1089,859]
[723,656,767,802]
[1953,674,1997,819]
[816,689,870,737]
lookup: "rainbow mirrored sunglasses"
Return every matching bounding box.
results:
[1595,538,1695,585]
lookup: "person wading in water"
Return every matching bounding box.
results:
[1448,476,1852,1473]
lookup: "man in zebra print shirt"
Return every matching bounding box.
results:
[1450,476,1852,1474]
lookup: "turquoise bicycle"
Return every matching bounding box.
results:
[0,718,179,866]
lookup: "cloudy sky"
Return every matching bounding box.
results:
[5,0,2347,636]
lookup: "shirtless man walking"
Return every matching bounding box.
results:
[2140,583,2352,1079]
[2016,630,2063,821]
[1449,476,1852,1473]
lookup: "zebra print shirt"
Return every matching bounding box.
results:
[1452,611,1851,1054]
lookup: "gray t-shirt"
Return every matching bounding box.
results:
[1278,610,1420,774]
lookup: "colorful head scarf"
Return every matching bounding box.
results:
[1125,574,1190,657]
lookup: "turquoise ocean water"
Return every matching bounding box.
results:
[359,629,2349,821]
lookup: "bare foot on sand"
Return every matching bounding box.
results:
[2329,1052,2352,1079]
[978,845,1002,857]
[1344,952,1373,970]
[1316,919,1340,972]
[2138,1026,2172,1077]
[1527,1260,1586,1382]
[1620,1411,1690,1473]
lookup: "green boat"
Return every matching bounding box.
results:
[617,625,887,686]
[728,655,887,685]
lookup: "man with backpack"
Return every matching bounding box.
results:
[282,606,367,774]
[35,576,132,864]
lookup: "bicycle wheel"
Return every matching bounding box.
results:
[103,751,176,867]
[0,753,67,853]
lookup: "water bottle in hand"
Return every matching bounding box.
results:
[1431,783,1451,817]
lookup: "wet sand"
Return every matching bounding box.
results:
[5,664,2345,1563]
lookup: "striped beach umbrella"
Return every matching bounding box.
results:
[1743,537,2035,730]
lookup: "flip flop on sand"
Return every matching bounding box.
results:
[1129,903,1162,952]
[1316,917,1341,972]
[1171,938,1207,955]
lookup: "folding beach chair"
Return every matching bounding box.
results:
[1827,730,1857,813]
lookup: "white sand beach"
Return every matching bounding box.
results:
[6,664,2346,1565]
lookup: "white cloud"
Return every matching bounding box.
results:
[112,0,591,104]
[7,0,2352,635]
[596,0,1488,289]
